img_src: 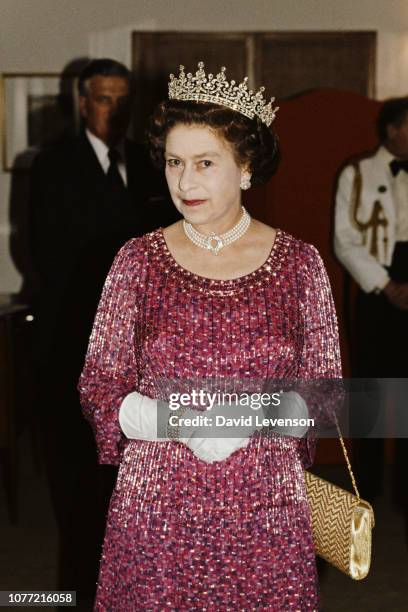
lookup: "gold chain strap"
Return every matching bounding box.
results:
[333,412,360,501]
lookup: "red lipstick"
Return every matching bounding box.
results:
[182,199,206,207]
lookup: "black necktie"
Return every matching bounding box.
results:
[390,158,408,177]
[107,148,125,191]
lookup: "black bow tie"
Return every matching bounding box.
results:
[390,158,408,176]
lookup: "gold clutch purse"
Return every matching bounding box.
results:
[305,422,375,580]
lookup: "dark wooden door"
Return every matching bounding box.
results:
[132,32,251,141]
[131,31,376,141]
[256,32,376,100]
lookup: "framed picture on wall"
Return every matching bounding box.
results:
[0,72,80,171]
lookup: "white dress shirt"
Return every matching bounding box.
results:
[85,129,127,186]
[375,146,408,241]
[390,158,408,241]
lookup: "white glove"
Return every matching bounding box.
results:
[179,401,260,463]
[118,390,309,457]
[269,391,310,438]
[185,435,250,463]
[119,391,164,441]
[118,390,260,449]
[119,392,251,460]
[179,391,310,462]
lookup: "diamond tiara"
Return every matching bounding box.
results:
[168,61,279,127]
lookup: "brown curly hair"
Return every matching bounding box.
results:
[146,100,280,187]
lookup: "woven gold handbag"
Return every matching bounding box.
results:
[305,423,375,580]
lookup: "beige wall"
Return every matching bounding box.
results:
[2,0,408,291]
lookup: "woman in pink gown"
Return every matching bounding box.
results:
[79,62,341,610]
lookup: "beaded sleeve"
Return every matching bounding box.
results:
[78,237,147,465]
[296,242,343,467]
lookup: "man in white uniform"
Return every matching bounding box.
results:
[334,97,408,517]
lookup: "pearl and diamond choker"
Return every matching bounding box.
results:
[183,206,251,255]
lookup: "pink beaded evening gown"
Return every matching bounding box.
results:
[79,228,342,611]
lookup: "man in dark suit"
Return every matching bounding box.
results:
[29,59,178,601]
